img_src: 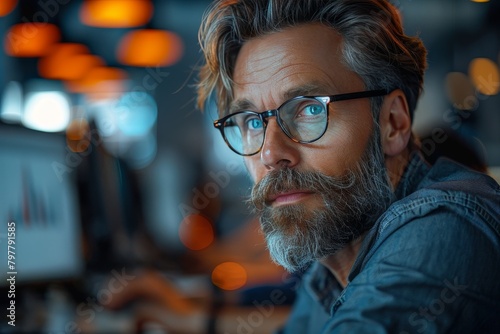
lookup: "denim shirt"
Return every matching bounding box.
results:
[278,153,500,333]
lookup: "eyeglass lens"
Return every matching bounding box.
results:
[222,97,328,155]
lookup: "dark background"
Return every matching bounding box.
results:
[0,0,499,332]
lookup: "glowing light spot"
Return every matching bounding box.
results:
[4,23,61,57]
[23,91,71,132]
[1,81,23,123]
[178,214,214,251]
[117,29,183,67]
[93,102,118,137]
[39,43,104,81]
[0,0,17,17]
[468,58,500,96]
[80,0,153,28]
[67,119,91,153]
[65,66,127,98]
[116,92,157,136]
[211,262,247,291]
[445,72,477,110]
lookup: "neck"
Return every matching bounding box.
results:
[386,147,412,190]
[320,148,412,287]
[320,233,366,288]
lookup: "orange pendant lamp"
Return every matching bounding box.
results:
[117,29,184,67]
[80,0,153,28]
[4,23,61,58]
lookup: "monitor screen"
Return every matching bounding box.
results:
[0,124,84,285]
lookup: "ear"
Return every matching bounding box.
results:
[379,89,412,157]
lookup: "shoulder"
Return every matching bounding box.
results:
[379,157,499,240]
[321,158,500,333]
[331,163,500,332]
[354,158,500,297]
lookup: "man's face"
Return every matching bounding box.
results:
[231,23,394,271]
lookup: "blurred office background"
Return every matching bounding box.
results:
[0,0,499,333]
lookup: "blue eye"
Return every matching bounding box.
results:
[247,117,263,130]
[303,104,325,116]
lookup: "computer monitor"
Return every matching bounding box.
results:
[0,124,84,285]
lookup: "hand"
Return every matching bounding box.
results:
[105,269,209,333]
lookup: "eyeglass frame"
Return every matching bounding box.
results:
[213,89,388,156]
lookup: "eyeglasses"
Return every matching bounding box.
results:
[213,89,387,156]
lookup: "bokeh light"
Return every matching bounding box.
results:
[468,58,500,96]
[445,72,477,110]
[80,0,153,28]
[23,91,71,133]
[211,262,248,291]
[66,119,91,153]
[65,66,127,97]
[117,29,184,67]
[4,23,61,57]
[116,92,157,137]
[39,43,104,81]
[178,214,214,250]
[0,0,17,16]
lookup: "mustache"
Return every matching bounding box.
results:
[249,168,356,211]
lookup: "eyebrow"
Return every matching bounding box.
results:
[228,82,328,115]
[283,83,326,100]
[228,99,255,115]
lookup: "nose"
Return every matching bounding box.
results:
[260,118,299,170]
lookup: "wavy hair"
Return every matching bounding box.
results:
[197,0,427,121]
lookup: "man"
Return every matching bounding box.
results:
[196,0,500,332]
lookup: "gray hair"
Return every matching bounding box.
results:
[197,0,427,121]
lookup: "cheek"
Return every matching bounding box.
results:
[308,112,373,174]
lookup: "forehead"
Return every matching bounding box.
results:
[230,23,364,112]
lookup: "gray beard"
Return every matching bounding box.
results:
[249,129,395,272]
